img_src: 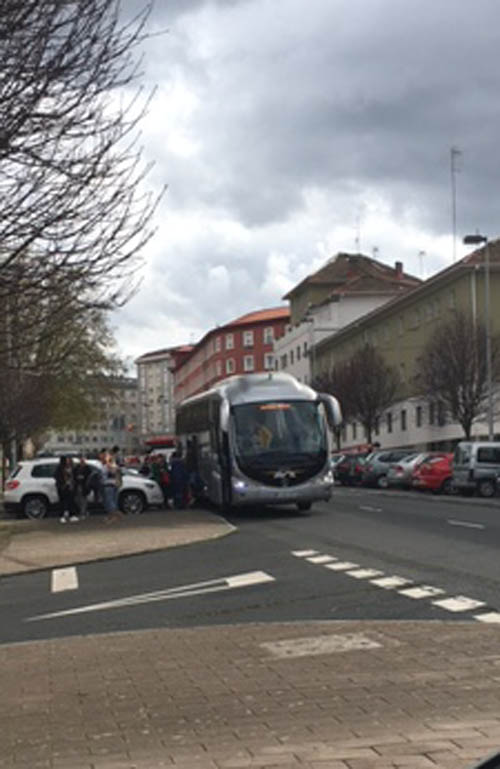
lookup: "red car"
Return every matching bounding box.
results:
[411,453,454,494]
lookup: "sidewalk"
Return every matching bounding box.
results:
[1,620,500,769]
[1,509,499,769]
[0,508,234,576]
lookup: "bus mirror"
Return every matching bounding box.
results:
[319,393,342,430]
[220,399,230,432]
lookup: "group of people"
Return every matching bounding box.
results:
[55,446,123,525]
[139,446,204,509]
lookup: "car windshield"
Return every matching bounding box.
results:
[232,401,327,460]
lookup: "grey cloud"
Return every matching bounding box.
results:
[145,0,500,237]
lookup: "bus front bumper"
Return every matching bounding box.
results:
[230,472,334,507]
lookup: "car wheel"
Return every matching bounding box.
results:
[477,479,496,498]
[440,478,453,495]
[119,490,145,515]
[22,495,49,520]
[377,475,389,489]
[297,502,312,512]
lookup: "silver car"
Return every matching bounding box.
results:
[386,453,433,489]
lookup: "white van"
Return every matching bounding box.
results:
[452,441,500,498]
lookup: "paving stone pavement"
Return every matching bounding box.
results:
[1,621,500,769]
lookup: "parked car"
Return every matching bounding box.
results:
[361,450,413,488]
[4,458,164,519]
[386,453,424,488]
[453,441,500,498]
[334,453,367,486]
[412,453,454,494]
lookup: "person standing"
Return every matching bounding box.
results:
[55,456,78,523]
[73,455,92,519]
[101,450,124,524]
[170,451,189,509]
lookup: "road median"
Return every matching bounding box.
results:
[0,507,235,576]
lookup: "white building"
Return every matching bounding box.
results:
[274,253,421,383]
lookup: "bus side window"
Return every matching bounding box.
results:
[209,399,220,453]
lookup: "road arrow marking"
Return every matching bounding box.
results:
[448,519,485,530]
[27,571,275,622]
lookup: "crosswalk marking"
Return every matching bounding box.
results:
[306,555,337,564]
[399,585,444,599]
[347,568,383,579]
[432,596,485,612]
[370,576,412,589]
[51,567,78,593]
[325,561,359,571]
[292,550,318,557]
[474,612,500,624]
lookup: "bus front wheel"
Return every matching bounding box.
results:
[297,501,312,512]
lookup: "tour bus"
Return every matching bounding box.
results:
[175,372,342,511]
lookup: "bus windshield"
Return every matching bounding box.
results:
[232,401,327,463]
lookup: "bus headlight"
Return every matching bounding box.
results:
[324,471,334,484]
[233,479,247,491]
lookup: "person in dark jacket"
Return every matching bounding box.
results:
[55,455,77,523]
[169,451,189,509]
[73,455,93,519]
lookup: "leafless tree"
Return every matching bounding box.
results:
[315,344,398,445]
[417,310,500,439]
[0,0,161,365]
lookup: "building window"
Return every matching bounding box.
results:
[303,341,308,356]
[290,349,294,365]
[437,401,446,426]
[225,333,234,350]
[264,354,274,370]
[399,362,406,383]
[281,353,288,369]
[416,405,422,427]
[387,412,393,433]
[263,327,274,344]
[216,360,222,376]
[342,426,347,442]
[401,409,407,431]
[243,330,254,348]
[215,337,221,352]
[429,402,435,425]
[297,346,301,361]
[352,422,357,440]
[226,358,235,374]
[243,355,254,372]
[374,417,380,436]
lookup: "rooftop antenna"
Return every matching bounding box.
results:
[372,246,379,259]
[354,209,362,253]
[418,250,426,279]
[450,146,462,263]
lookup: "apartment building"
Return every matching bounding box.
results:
[174,307,289,405]
[274,253,421,383]
[314,241,500,450]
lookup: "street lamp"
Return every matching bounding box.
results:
[463,233,493,440]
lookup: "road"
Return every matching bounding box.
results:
[1,487,499,645]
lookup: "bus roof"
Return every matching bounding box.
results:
[179,373,318,409]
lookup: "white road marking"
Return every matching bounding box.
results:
[370,576,412,589]
[307,554,337,564]
[51,567,78,593]
[432,595,486,612]
[226,571,275,587]
[474,612,500,624]
[448,519,485,530]
[360,505,382,513]
[325,561,359,571]
[292,549,318,557]
[261,632,381,659]
[27,571,275,622]
[347,568,383,579]
[399,585,445,599]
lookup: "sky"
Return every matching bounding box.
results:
[113,0,500,364]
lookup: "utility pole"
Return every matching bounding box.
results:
[450,147,462,263]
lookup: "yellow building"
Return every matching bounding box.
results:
[314,241,500,449]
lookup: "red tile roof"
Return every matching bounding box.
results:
[229,306,290,326]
